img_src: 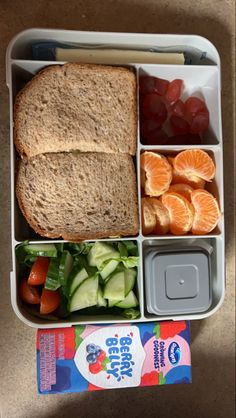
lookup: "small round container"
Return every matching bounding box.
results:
[144,246,212,316]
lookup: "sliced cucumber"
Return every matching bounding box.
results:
[25,244,57,258]
[116,291,138,309]
[87,242,119,268]
[100,259,119,280]
[68,267,88,296]
[97,286,107,307]
[103,271,125,301]
[108,299,118,308]
[59,251,73,286]
[124,268,137,296]
[68,276,98,312]
[45,258,61,290]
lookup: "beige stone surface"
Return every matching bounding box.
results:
[0,1,235,417]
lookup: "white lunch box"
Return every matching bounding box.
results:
[6,29,225,328]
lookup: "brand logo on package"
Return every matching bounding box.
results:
[168,342,181,365]
[74,326,146,389]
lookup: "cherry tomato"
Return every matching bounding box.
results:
[97,350,106,362]
[142,94,168,124]
[190,109,209,133]
[19,278,41,305]
[172,99,185,118]
[89,361,103,374]
[165,79,183,104]
[170,115,190,135]
[40,289,60,314]
[28,256,49,286]
[185,96,207,116]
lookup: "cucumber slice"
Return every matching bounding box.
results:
[108,299,118,308]
[100,259,119,280]
[87,242,119,268]
[103,271,125,301]
[116,291,138,309]
[97,286,107,307]
[59,251,73,286]
[45,258,61,290]
[124,268,137,295]
[68,276,98,312]
[68,267,88,296]
[25,244,57,258]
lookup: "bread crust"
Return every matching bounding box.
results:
[14,63,137,157]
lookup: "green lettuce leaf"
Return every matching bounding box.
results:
[121,308,140,319]
[123,241,139,256]
[100,256,139,271]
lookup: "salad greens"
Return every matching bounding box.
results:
[16,241,140,320]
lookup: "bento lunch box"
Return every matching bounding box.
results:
[6,29,225,328]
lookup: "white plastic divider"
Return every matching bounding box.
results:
[6,30,224,328]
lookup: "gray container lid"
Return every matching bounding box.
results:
[144,247,212,315]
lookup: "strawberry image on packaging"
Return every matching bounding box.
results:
[37,321,191,393]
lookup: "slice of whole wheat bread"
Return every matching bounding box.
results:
[14,63,137,158]
[16,152,139,240]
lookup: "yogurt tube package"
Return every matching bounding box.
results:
[37,321,191,393]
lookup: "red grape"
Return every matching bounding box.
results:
[190,109,209,133]
[142,93,167,124]
[185,96,207,116]
[165,79,183,104]
[168,134,202,145]
[139,76,156,96]
[153,77,169,96]
[172,99,185,118]
[170,115,190,135]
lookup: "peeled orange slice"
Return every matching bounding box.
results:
[141,197,170,235]
[141,198,156,234]
[147,197,170,234]
[191,189,221,234]
[140,151,172,197]
[168,183,193,201]
[173,149,215,181]
[167,155,206,189]
[161,192,194,235]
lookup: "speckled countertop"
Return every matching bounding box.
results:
[0,1,235,417]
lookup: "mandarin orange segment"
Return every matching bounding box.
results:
[146,197,170,234]
[140,151,172,197]
[168,183,193,201]
[172,170,206,189]
[173,149,215,181]
[191,189,221,234]
[141,197,156,234]
[167,155,206,189]
[161,192,194,235]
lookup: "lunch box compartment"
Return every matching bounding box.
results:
[7,29,225,327]
[142,237,224,319]
[138,64,222,146]
[11,60,140,242]
[12,239,144,328]
[139,147,224,237]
